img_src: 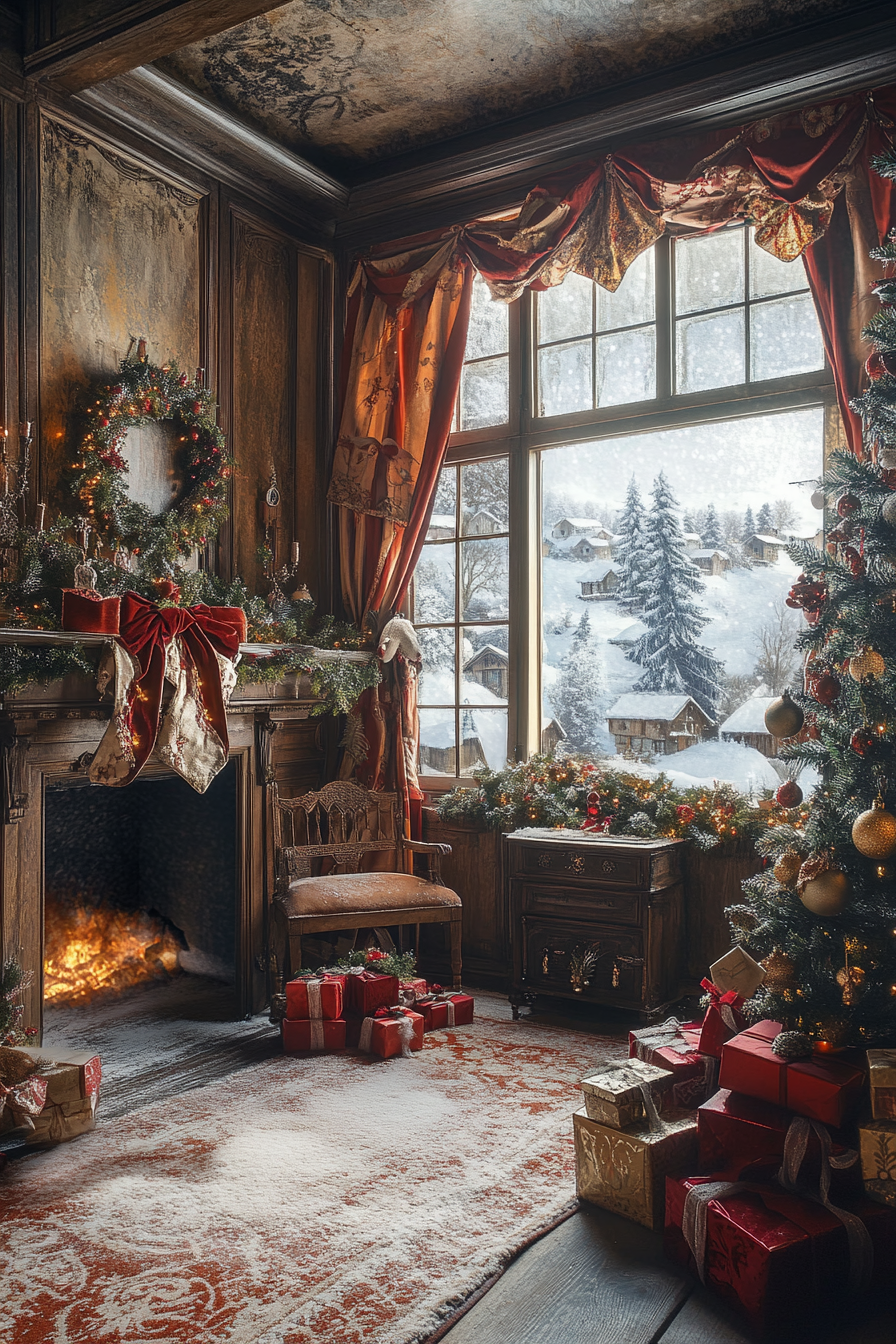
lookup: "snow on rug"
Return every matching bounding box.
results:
[1,1006,622,1344]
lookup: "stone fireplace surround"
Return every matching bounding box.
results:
[0,631,360,1036]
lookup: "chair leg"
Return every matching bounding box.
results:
[288,929,302,980]
[449,917,462,991]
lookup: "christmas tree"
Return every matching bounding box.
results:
[551,609,608,753]
[701,503,724,549]
[629,472,725,718]
[756,502,775,534]
[614,475,649,611]
[733,145,896,1049]
[742,506,756,545]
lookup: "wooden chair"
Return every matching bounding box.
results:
[271,780,462,990]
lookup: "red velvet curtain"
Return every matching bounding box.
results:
[329,86,896,825]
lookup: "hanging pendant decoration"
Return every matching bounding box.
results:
[852,795,896,859]
[764,690,804,739]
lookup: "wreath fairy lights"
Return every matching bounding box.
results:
[70,350,233,569]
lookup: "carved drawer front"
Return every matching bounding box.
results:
[520,884,641,926]
[522,917,645,1005]
[519,844,644,887]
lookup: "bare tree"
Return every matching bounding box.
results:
[754,600,802,692]
[461,539,508,618]
[717,672,762,721]
[772,499,799,535]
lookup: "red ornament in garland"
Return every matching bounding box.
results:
[676,804,696,824]
[179,372,188,386]
[811,669,841,706]
[776,780,804,809]
[842,545,867,577]
[837,493,861,518]
[867,349,896,380]
[850,728,877,757]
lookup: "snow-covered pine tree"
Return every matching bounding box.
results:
[741,506,756,544]
[551,609,608,753]
[614,475,649,610]
[756,502,774,533]
[629,472,725,718]
[702,503,724,549]
[730,144,896,1049]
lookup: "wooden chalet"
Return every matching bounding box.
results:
[606,693,714,756]
[464,644,509,699]
[691,548,731,575]
[578,560,619,599]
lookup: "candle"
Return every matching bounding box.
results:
[291,541,300,566]
[137,338,147,360]
[19,422,31,440]
[195,367,205,387]
[35,503,45,531]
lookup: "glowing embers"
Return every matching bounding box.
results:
[44,896,182,1005]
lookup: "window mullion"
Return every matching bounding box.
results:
[656,234,673,401]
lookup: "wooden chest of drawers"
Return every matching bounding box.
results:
[505,830,685,1018]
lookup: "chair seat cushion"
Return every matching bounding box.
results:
[279,872,462,919]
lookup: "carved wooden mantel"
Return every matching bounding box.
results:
[0,631,372,1032]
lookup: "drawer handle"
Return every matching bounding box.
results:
[541,945,567,976]
[602,859,617,874]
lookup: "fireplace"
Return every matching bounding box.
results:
[44,764,238,1008]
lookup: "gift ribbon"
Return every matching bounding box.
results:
[304,978,323,1021]
[681,1180,747,1282]
[700,979,745,1034]
[309,1019,325,1050]
[631,1017,695,1060]
[776,1115,870,1294]
[588,1059,664,1133]
[359,1008,416,1058]
[417,991,463,1027]
[0,1074,47,1132]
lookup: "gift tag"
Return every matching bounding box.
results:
[709,946,766,998]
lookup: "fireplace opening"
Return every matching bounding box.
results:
[43,762,237,1011]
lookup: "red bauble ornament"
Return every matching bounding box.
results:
[192,401,202,414]
[842,545,867,577]
[868,349,896,379]
[99,416,108,427]
[812,670,841,706]
[837,493,860,518]
[850,728,876,757]
[776,780,803,809]
[112,385,122,397]
[179,372,189,386]
[190,430,199,441]
[153,578,180,602]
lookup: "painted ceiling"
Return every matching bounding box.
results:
[157,0,853,171]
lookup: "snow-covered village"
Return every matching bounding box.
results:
[415,407,825,794]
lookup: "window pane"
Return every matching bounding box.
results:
[750,293,824,381]
[461,458,509,534]
[417,627,456,705]
[596,248,655,331]
[461,625,508,704]
[414,542,455,622]
[540,408,824,790]
[465,272,508,359]
[597,326,656,407]
[458,707,508,774]
[460,355,509,431]
[749,231,808,299]
[460,537,509,621]
[537,271,593,344]
[538,339,592,416]
[419,709,456,777]
[676,309,745,393]
[427,465,457,539]
[675,229,744,314]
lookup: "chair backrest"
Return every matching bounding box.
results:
[271,780,403,885]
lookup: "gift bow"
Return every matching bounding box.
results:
[631,1016,694,1060]
[589,1058,664,1133]
[416,991,462,1027]
[701,979,745,1033]
[0,1073,47,1131]
[359,1007,416,1057]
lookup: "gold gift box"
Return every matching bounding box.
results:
[573,1107,698,1230]
[580,1058,674,1130]
[859,1118,896,1208]
[867,1049,896,1121]
[26,1096,95,1146]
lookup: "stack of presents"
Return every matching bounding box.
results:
[574,947,896,1337]
[0,1044,101,1148]
[277,951,474,1060]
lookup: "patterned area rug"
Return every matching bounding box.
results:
[1,1004,622,1344]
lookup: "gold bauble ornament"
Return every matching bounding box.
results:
[798,855,850,916]
[848,648,886,682]
[773,851,803,888]
[764,690,805,740]
[852,796,896,859]
[762,948,797,992]
[836,963,866,1006]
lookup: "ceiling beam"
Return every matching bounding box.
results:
[25,0,287,93]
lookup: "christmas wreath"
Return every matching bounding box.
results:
[70,349,232,571]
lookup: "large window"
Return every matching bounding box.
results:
[414,224,834,791]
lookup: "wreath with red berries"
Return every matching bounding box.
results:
[70,351,233,567]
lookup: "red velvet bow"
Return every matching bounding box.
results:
[701,979,745,1010]
[118,592,244,783]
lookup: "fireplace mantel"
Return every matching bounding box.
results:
[0,631,370,1032]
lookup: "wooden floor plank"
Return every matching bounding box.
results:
[440,1205,690,1344]
[656,1290,758,1344]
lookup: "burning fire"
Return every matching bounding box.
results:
[44,900,182,1005]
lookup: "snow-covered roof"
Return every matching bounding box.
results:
[542,716,566,736]
[554,517,604,530]
[683,532,702,542]
[609,620,647,645]
[720,696,777,735]
[753,534,781,545]
[573,535,612,548]
[467,509,502,526]
[692,548,730,560]
[428,513,455,530]
[578,560,617,582]
[607,693,699,721]
[465,643,508,666]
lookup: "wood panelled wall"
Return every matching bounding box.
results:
[1,85,333,596]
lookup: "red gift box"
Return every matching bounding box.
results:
[281,1018,346,1052]
[698,979,747,1058]
[61,589,121,635]
[344,970,400,1016]
[414,992,474,1032]
[630,1018,714,1107]
[719,1021,865,1127]
[399,978,429,1002]
[665,1175,893,1336]
[285,974,344,1021]
[356,1007,424,1059]
[698,1088,860,1196]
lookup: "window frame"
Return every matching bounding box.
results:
[418,228,838,794]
